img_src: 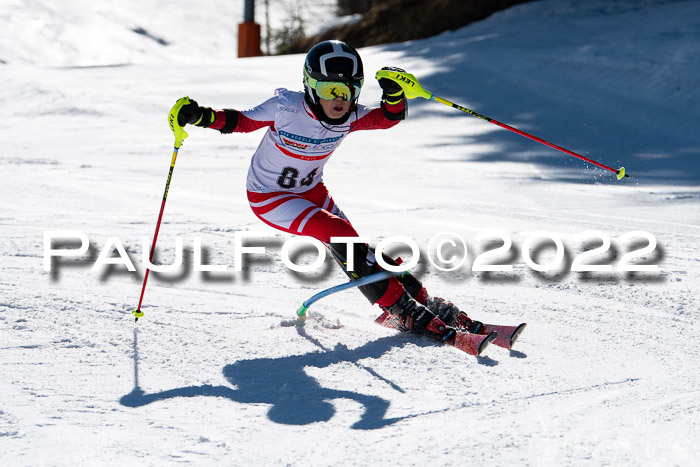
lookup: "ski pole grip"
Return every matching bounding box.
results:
[168,97,191,149]
[375,70,432,100]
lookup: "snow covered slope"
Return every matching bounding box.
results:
[1,1,699,465]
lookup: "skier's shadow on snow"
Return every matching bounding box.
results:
[120,327,452,430]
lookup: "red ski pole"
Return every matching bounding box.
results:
[132,97,191,322]
[376,70,630,180]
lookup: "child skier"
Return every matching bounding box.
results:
[175,40,481,342]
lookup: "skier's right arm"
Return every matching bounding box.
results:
[176,97,275,134]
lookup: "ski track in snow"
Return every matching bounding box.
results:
[1,0,699,465]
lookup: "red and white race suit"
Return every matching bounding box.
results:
[208,88,407,306]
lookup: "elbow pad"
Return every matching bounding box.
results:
[219,109,240,133]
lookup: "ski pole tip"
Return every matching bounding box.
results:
[616,167,630,180]
[132,309,144,321]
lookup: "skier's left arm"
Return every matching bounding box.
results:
[351,66,407,132]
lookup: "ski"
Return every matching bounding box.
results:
[374,310,498,357]
[475,323,527,350]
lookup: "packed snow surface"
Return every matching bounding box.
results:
[1,0,699,465]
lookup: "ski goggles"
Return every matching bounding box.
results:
[306,73,362,101]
